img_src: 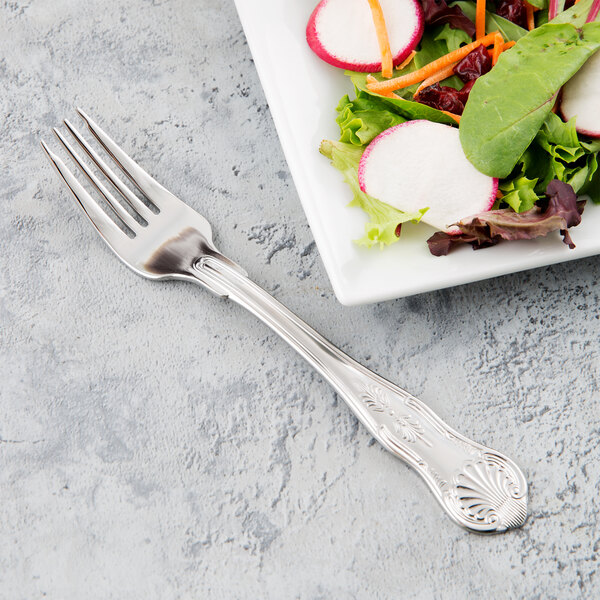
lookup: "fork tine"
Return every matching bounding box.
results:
[41,140,132,255]
[63,119,155,222]
[76,108,170,208]
[52,128,141,233]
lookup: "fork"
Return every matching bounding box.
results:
[41,110,528,533]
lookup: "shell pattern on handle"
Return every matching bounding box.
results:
[346,376,527,533]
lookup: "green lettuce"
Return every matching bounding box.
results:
[434,23,473,52]
[498,113,600,211]
[320,0,599,253]
[336,92,406,146]
[499,175,539,213]
[319,140,427,248]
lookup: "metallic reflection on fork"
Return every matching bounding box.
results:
[41,111,528,533]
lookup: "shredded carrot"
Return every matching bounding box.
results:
[476,0,486,39]
[396,50,416,71]
[525,1,536,30]
[442,111,461,124]
[366,75,399,97]
[367,0,393,78]
[367,32,499,94]
[492,33,504,66]
[414,62,458,96]
[574,0,581,4]
[496,189,504,199]
[503,40,517,50]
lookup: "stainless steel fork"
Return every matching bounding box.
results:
[42,110,528,533]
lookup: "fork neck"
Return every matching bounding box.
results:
[190,254,357,382]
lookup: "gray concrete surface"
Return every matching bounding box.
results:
[1,1,599,598]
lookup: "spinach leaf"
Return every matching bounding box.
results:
[524,0,548,10]
[349,71,458,124]
[553,0,597,25]
[414,28,464,89]
[459,22,600,178]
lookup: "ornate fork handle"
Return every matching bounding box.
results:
[192,254,527,533]
[40,110,527,533]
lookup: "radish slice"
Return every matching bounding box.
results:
[358,121,498,233]
[306,0,424,72]
[561,51,600,138]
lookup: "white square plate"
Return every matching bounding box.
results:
[234,0,600,305]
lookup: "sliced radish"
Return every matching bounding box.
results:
[561,51,600,138]
[358,121,498,233]
[306,0,423,72]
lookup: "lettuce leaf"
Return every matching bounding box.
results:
[336,92,406,146]
[319,140,427,248]
[496,113,600,210]
[428,180,585,255]
[434,23,473,52]
[321,4,599,254]
[499,175,539,213]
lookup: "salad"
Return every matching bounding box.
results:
[307,0,600,254]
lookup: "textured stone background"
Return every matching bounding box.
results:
[1,1,599,598]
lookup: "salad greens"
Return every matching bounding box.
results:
[349,31,465,120]
[335,93,406,146]
[435,23,473,52]
[553,0,598,25]
[452,1,529,41]
[320,0,600,253]
[460,21,600,178]
[498,112,600,211]
[428,180,585,255]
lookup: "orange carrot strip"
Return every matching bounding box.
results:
[476,0,486,39]
[414,62,459,96]
[367,0,393,78]
[367,32,499,94]
[496,189,504,199]
[442,111,461,124]
[492,33,504,65]
[503,40,516,50]
[574,0,581,4]
[366,75,398,97]
[379,89,400,98]
[396,50,416,71]
[525,1,536,30]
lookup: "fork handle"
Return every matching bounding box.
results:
[192,255,528,533]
